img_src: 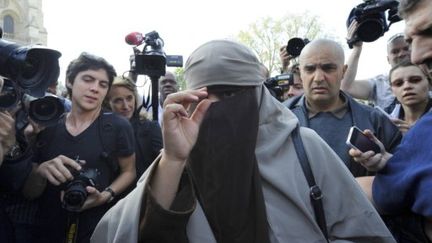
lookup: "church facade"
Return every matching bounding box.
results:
[0,0,47,45]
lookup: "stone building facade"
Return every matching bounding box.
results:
[0,0,47,45]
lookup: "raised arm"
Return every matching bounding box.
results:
[341,20,373,100]
[151,88,211,209]
[279,45,293,73]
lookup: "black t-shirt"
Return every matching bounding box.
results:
[33,112,134,243]
[130,116,162,177]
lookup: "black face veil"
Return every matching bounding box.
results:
[187,87,270,243]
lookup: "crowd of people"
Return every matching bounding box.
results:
[0,0,431,242]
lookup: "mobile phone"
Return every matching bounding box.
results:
[346,126,381,153]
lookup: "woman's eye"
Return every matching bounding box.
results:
[221,91,235,98]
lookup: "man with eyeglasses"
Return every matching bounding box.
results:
[343,21,410,111]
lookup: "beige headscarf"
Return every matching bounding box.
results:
[185,40,264,89]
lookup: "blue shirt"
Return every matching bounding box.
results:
[373,111,432,216]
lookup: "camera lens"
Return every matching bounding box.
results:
[21,56,40,80]
[286,38,308,57]
[30,97,58,119]
[357,18,385,42]
[64,191,86,207]
[61,168,99,212]
[63,181,88,211]
[28,96,64,125]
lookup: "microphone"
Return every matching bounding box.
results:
[125,32,144,46]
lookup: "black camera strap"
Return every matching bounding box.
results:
[292,125,329,241]
[64,212,79,243]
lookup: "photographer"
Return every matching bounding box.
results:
[0,110,16,243]
[0,79,16,164]
[342,20,410,110]
[0,113,15,165]
[22,53,136,243]
[284,64,304,100]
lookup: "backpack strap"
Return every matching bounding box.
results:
[291,125,329,241]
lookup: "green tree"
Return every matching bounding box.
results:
[173,67,186,91]
[237,12,332,76]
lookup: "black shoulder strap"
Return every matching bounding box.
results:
[98,112,119,179]
[292,125,329,241]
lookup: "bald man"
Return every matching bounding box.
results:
[285,39,402,178]
[154,71,179,123]
[159,71,179,106]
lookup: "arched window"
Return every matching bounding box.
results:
[3,15,14,33]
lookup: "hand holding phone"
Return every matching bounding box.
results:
[346,126,381,153]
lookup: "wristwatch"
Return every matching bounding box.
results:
[104,187,116,203]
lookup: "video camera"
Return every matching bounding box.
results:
[125,31,183,77]
[286,37,310,57]
[264,73,294,101]
[125,31,183,121]
[346,0,402,48]
[0,31,64,129]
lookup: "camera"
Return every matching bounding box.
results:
[127,31,183,78]
[346,0,401,48]
[1,79,65,128]
[286,38,310,57]
[62,167,100,212]
[125,30,183,121]
[0,31,64,128]
[264,73,294,101]
[0,36,61,97]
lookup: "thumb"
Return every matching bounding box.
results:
[363,129,385,152]
[86,186,98,194]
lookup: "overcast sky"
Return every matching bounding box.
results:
[42,0,406,86]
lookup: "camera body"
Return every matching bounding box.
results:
[264,73,294,101]
[346,0,401,47]
[62,168,100,212]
